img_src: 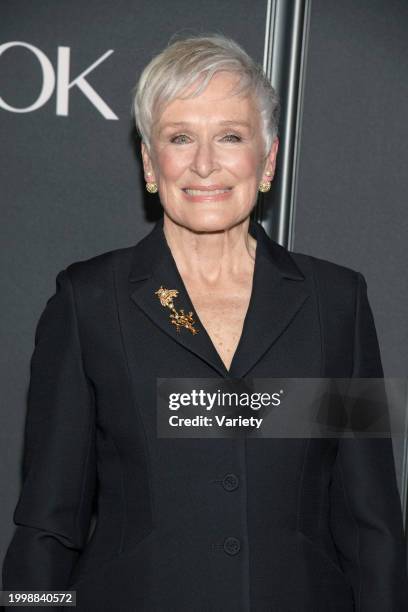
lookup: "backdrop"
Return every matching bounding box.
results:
[1,0,407,579]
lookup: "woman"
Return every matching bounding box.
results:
[2,34,407,611]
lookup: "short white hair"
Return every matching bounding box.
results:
[131,33,280,158]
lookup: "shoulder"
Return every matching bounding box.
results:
[41,244,138,314]
[287,249,364,312]
[290,250,362,285]
[57,244,135,289]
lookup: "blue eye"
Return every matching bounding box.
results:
[222,134,241,142]
[170,134,190,144]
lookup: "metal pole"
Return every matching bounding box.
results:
[254,0,312,249]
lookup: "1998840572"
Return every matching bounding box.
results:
[0,590,76,607]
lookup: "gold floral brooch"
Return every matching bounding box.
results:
[155,286,199,335]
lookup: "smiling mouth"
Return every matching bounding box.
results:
[182,188,232,195]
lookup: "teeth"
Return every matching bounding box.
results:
[184,188,230,195]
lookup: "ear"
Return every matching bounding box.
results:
[141,141,156,182]
[262,137,279,180]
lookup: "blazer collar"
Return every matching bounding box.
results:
[129,216,309,378]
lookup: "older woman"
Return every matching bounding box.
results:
[2,34,407,612]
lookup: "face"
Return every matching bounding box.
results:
[141,71,279,233]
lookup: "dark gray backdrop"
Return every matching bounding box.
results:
[294,0,408,516]
[1,0,407,580]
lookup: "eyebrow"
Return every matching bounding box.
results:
[158,120,252,131]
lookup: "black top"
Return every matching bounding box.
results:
[2,216,407,611]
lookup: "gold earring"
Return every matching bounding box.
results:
[259,170,273,192]
[145,172,158,194]
[259,180,271,193]
[146,181,158,194]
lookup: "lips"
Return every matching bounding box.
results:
[182,187,232,196]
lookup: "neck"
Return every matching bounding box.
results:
[162,215,257,285]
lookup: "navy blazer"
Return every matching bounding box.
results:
[2,216,408,611]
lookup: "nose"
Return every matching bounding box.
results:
[191,140,219,177]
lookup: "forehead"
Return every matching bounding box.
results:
[156,72,259,127]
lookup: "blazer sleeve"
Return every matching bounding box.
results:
[329,272,408,611]
[2,268,97,594]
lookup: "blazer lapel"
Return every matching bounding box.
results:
[129,217,229,376]
[128,216,309,379]
[227,221,310,378]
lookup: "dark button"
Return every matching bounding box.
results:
[222,473,239,491]
[223,536,241,556]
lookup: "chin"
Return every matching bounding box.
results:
[184,213,236,234]
[165,208,251,234]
